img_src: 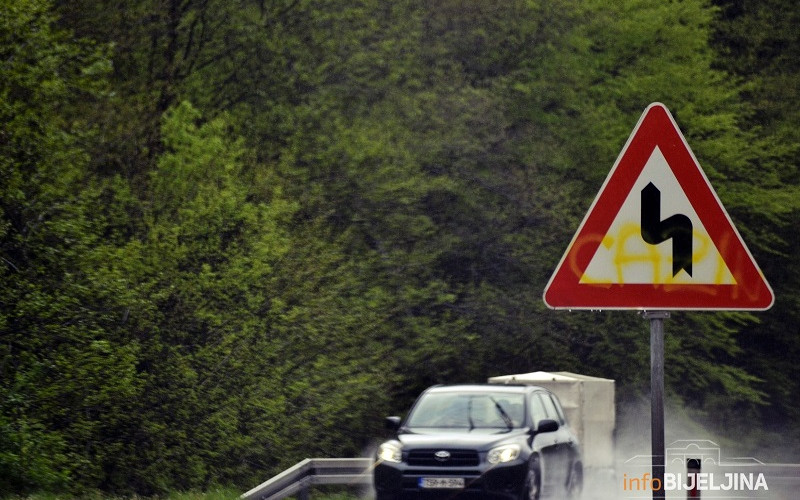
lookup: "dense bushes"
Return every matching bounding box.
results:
[2,0,798,495]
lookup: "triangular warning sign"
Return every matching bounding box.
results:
[543,103,774,310]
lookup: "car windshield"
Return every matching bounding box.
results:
[406,392,525,429]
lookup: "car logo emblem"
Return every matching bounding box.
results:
[434,450,451,462]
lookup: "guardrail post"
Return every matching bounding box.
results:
[687,458,700,498]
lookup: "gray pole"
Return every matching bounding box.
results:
[645,311,669,500]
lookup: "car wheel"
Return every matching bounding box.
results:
[525,455,541,500]
[566,462,583,499]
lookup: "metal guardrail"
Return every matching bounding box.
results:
[241,458,373,500]
[243,458,800,500]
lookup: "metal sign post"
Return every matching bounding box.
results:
[542,102,774,499]
[645,311,669,500]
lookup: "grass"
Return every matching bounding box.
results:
[7,487,366,500]
[7,487,241,500]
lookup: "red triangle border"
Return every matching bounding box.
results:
[543,103,774,310]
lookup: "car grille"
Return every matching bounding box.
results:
[407,449,480,467]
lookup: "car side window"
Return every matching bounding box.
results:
[550,394,568,425]
[540,393,564,425]
[529,394,547,428]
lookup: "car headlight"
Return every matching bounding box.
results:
[487,444,521,464]
[377,442,402,463]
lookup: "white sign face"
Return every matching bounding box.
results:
[580,147,736,285]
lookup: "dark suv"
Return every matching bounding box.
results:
[373,384,582,500]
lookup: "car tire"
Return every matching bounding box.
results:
[524,455,541,500]
[566,461,583,499]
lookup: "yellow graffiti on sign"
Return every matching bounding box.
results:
[579,221,736,285]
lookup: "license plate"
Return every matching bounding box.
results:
[419,477,465,489]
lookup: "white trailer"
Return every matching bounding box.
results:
[488,371,615,471]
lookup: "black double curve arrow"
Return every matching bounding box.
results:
[640,182,693,277]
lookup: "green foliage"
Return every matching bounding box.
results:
[710,0,800,432]
[2,0,799,496]
[0,0,127,494]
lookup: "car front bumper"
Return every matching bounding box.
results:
[373,458,528,499]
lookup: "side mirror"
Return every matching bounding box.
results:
[385,416,402,431]
[536,419,560,433]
